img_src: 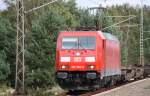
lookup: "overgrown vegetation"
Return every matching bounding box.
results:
[0,0,150,94]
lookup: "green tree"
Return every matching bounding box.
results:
[0,51,10,82]
[0,15,16,85]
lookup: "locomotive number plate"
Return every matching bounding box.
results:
[74,57,81,62]
[71,66,84,69]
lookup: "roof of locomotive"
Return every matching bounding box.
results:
[102,32,119,42]
[59,31,105,39]
[59,31,119,42]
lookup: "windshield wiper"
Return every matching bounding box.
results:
[69,43,78,50]
[78,43,86,50]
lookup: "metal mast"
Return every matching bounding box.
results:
[15,0,59,94]
[140,0,144,66]
[15,0,25,94]
[125,12,130,67]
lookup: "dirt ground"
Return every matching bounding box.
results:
[94,78,150,96]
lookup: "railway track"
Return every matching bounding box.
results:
[57,77,149,96]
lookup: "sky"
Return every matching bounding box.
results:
[76,0,150,8]
[0,0,7,10]
[0,0,150,10]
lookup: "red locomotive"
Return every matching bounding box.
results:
[55,31,121,90]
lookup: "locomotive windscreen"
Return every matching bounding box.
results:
[62,36,96,50]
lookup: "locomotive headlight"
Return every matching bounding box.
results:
[60,57,70,62]
[90,65,94,69]
[61,65,69,69]
[85,57,95,62]
[88,65,95,69]
[62,65,66,69]
[87,65,95,70]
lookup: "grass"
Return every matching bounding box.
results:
[0,84,13,96]
[0,84,64,96]
[26,85,65,96]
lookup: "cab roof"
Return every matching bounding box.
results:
[102,32,119,42]
[59,31,119,42]
[59,31,105,39]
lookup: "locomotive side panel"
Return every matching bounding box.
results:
[103,38,121,77]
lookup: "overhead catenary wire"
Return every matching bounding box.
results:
[25,0,59,14]
[113,24,139,28]
[144,31,150,32]
[102,15,136,30]
[105,15,136,18]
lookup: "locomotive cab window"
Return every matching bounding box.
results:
[79,37,95,49]
[62,37,78,49]
[61,36,96,50]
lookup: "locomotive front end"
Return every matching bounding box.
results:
[55,31,101,90]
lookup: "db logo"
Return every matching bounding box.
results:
[74,57,81,62]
